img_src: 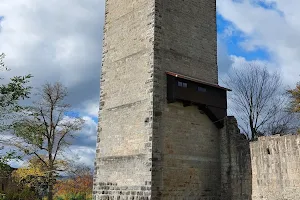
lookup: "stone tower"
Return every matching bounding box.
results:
[94,0,226,199]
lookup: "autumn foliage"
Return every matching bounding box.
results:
[288,83,300,113]
[12,157,47,184]
[54,169,93,200]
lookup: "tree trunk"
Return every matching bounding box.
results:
[47,170,53,200]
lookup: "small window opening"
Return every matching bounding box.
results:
[178,81,187,88]
[144,117,149,123]
[197,86,206,92]
[266,148,271,155]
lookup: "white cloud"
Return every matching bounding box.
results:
[67,116,97,167]
[67,146,96,168]
[0,0,104,88]
[56,115,97,167]
[229,55,275,70]
[0,0,104,168]
[217,0,300,86]
[219,55,277,87]
[81,99,99,118]
[81,116,98,139]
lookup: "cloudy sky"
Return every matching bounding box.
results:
[0,0,299,168]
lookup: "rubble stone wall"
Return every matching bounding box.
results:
[251,134,300,200]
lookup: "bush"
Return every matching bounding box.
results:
[5,187,38,200]
[54,193,92,200]
[0,194,5,200]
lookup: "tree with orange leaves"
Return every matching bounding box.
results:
[12,156,69,199]
[288,82,300,113]
[54,164,93,200]
[288,82,300,133]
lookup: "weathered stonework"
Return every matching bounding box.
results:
[220,120,300,200]
[251,134,300,200]
[93,0,300,199]
[151,1,219,199]
[220,117,252,200]
[94,0,220,199]
[93,0,155,199]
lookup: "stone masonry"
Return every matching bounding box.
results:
[94,0,300,199]
[220,117,252,200]
[219,120,300,200]
[93,0,155,199]
[152,0,219,199]
[251,134,300,200]
[93,0,220,199]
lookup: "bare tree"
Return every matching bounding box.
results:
[224,63,296,140]
[0,53,5,71]
[6,82,84,200]
[67,162,93,179]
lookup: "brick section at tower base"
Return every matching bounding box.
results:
[93,182,151,200]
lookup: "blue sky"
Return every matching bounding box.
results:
[65,111,98,122]
[217,14,270,62]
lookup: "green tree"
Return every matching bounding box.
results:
[8,82,84,200]
[0,53,32,169]
[0,53,32,126]
[12,156,69,199]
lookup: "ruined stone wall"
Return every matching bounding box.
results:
[93,0,155,199]
[220,119,300,200]
[220,117,252,200]
[251,134,300,200]
[152,0,220,199]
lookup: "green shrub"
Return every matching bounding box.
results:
[0,193,5,200]
[55,193,92,200]
[5,187,38,200]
